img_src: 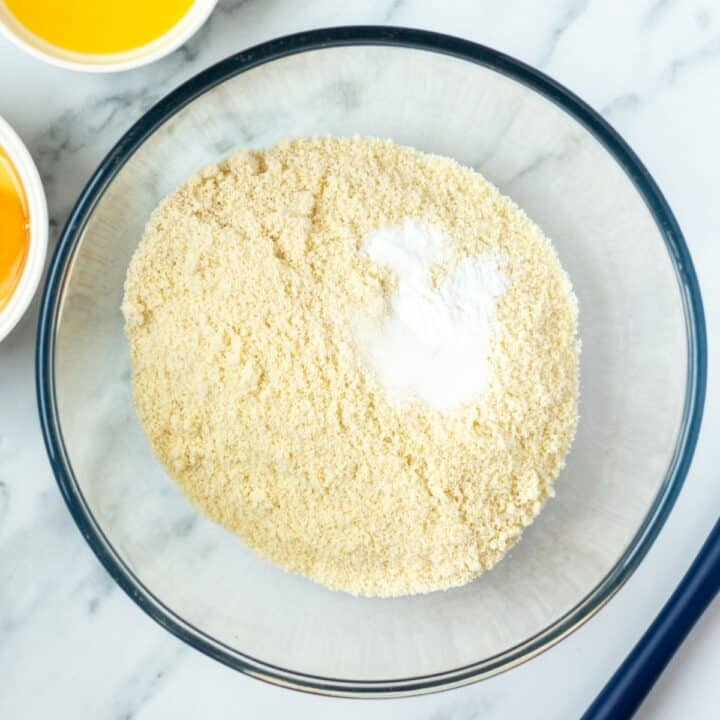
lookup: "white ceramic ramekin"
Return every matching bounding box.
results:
[0,0,217,73]
[0,115,47,342]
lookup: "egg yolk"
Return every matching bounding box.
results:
[0,147,29,314]
[5,0,195,55]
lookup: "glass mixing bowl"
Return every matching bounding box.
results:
[36,28,706,696]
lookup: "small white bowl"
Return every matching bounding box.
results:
[0,0,217,73]
[0,115,47,342]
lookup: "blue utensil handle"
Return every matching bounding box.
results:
[582,517,720,720]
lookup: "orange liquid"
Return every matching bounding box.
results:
[0,147,29,313]
[5,0,195,54]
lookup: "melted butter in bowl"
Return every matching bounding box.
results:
[4,0,195,54]
[0,0,217,72]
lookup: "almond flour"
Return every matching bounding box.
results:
[122,136,579,597]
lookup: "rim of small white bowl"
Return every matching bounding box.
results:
[36,27,707,697]
[0,0,217,73]
[0,114,47,342]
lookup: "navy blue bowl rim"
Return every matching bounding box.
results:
[36,26,707,697]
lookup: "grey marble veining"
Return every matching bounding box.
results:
[1,1,719,718]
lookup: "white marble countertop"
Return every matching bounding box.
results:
[1,1,719,718]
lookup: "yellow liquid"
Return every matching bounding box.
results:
[6,0,195,54]
[0,147,29,314]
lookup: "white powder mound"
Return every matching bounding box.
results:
[356,219,506,411]
[123,137,580,597]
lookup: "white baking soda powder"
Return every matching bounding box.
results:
[356,218,506,411]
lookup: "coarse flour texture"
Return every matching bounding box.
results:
[123,137,579,597]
